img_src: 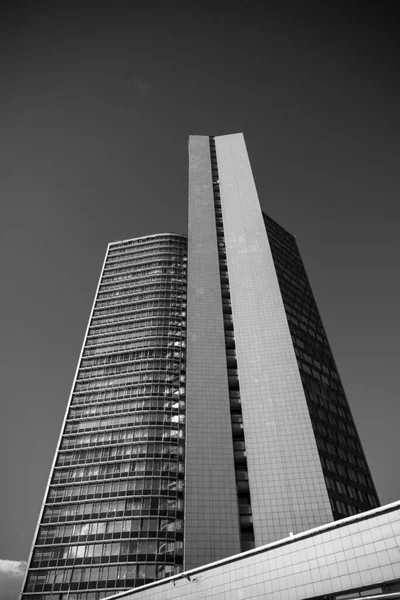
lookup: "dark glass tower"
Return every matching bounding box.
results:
[263,214,379,519]
[21,234,187,600]
[22,133,379,598]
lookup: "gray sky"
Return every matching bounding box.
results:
[0,1,399,576]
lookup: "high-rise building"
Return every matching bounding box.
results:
[21,133,379,600]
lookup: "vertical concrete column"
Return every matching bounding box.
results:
[215,133,333,545]
[184,136,241,569]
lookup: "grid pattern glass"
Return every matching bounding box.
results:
[22,234,187,600]
[184,135,241,570]
[263,214,380,518]
[215,132,333,545]
[210,136,255,552]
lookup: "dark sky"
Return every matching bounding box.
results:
[1,2,399,567]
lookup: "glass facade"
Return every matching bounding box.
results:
[263,214,380,519]
[209,137,255,551]
[22,234,187,600]
[22,133,381,599]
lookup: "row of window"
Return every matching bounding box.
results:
[99,274,186,290]
[305,378,353,412]
[89,320,185,341]
[91,309,185,329]
[80,348,185,370]
[93,302,185,321]
[108,237,186,255]
[45,495,183,514]
[97,283,186,302]
[312,411,356,440]
[289,319,332,356]
[104,253,186,272]
[47,479,185,502]
[285,283,321,317]
[284,299,323,334]
[34,535,184,565]
[93,305,184,323]
[83,350,184,370]
[96,281,186,302]
[279,269,310,296]
[281,285,326,328]
[296,348,338,379]
[331,498,362,517]
[322,456,372,488]
[316,438,366,470]
[307,389,354,423]
[104,253,184,268]
[87,318,185,337]
[85,328,185,347]
[61,429,185,452]
[71,384,184,409]
[22,592,111,600]
[53,459,184,483]
[300,361,343,391]
[97,285,186,303]
[324,476,378,505]
[275,268,310,298]
[100,271,185,290]
[108,237,186,252]
[74,371,186,393]
[263,215,298,253]
[109,234,185,247]
[38,517,183,541]
[65,412,185,434]
[26,559,183,589]
[313,416,361,453]
[91,309,185,328]
[106,253,185,268]
[68,398,185,420]
[71,392,184,413]
[70,393,184,412]
[107,239,186,255]
[281,310,326,346]
[313,407,356,436]
[95,290,186,310]
[104,254,185,271]
[77,360,183,381]
[57,442,184,466]
[102,262,184,280]
[101,267,186,286]
[108,238,185,251]
[42,497,180,521]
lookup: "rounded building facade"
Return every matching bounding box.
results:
[22,233,187,600]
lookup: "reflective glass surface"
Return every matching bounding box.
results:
[210,136,255,551]
[263,214,379,519]
[22,234,187,600]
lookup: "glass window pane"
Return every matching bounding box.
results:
[126,564,136,579]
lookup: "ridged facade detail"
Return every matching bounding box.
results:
[22,234,187,600]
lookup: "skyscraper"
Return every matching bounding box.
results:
[22,133,379,600]
[22,234,188,599]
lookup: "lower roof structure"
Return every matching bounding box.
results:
[102,501,400,600]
